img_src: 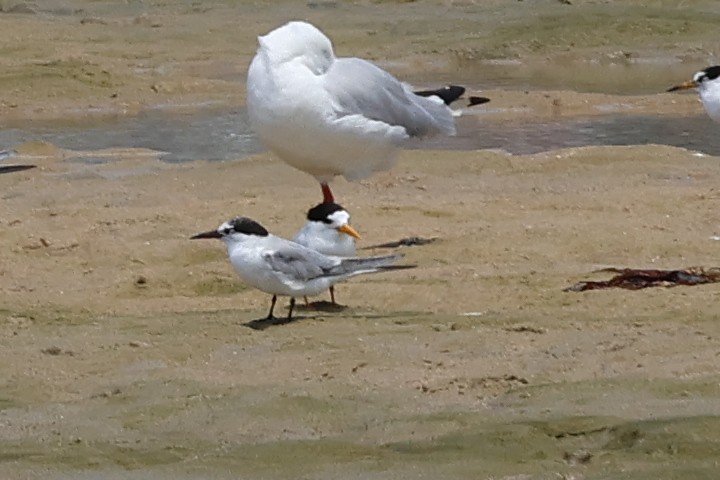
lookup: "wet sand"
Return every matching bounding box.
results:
[2,1,720,479]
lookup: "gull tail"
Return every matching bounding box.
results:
[328,254,415,277]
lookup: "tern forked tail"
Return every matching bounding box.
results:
[326,254,415,277]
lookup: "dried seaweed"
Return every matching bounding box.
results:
[565,267,720,292]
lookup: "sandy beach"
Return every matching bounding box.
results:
[2,1,720,478]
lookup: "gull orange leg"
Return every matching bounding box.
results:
[321,183,335,204]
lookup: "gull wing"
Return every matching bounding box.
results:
[323,57,456,137]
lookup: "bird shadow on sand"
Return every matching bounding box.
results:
[242,302,348,330]
[242,308,429,331]
[296,301,347,312]
[243,315,309,331]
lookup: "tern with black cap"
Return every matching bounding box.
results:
[293,202,360,305]
[668,66,720,123]
[191,216,413,321]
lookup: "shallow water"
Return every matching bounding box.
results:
[0,109,261,164]
[443,113,720,156]
[2,109,719,163]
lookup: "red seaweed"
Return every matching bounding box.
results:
[565,267,720,292]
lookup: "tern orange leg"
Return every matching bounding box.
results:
[321,183,335,204]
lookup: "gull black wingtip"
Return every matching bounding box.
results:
[190,230,222,240]
[414,85,466,106]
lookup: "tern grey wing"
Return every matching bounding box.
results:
[323,57,456,137]
[263,243,339,282]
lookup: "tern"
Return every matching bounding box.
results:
[668,65,720,123]
[293,202,359,305]
[191,216,413,321]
